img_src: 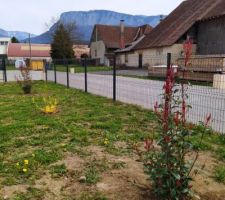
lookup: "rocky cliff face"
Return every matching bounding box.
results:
[29,10,164,44]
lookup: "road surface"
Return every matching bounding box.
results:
[46,71,225,134]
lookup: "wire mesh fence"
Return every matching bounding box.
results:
[1,54,225,134]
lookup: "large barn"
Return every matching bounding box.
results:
[116,0,225,69]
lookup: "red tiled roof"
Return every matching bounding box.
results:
[135,0,225,50]
[92,24,152,49]
[8,43,51,58]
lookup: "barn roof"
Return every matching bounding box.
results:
[90,24,152,49]
[8,43,51,58]
[134,0,225,50]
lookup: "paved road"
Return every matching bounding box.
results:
[0,70,44,82]
[46,71,225,134]
[91,69,149,77]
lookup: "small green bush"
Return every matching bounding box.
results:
[214,166,225,183]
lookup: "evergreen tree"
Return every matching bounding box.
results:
[11,36,19,43]
[50,23,75,59]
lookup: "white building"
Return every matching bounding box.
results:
[0,37,11,55]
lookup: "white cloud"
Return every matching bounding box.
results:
[0,0,183,34]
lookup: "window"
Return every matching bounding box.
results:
[95,50,97,57]
[0,41,8,45]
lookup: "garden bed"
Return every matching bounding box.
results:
[0,82,224,200]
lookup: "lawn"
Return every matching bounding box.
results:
[53,65,113,73]
[0,82,224,200]
[6,64,113,74]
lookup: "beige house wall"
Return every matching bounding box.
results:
[90,41,106,64]
[117,44,197,68]
[116,52,139,67]
[139,44,197,67]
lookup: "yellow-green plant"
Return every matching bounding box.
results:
[33,96,58,114]
[16,159,30,174]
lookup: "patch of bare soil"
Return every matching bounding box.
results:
[1,184,28,199]
[189,152,225,200]
[2,146,224,200]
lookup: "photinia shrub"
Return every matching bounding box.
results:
[143,38,211,200]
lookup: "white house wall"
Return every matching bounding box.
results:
[117,44,197,68]
[90,41,106,64]
[116,52,139,67]
[140,44,197,66]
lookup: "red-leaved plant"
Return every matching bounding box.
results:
[143,38,211,200]
[16,66,32,94]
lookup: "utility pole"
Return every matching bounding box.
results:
[29,33,32,67]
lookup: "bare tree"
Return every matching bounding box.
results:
[44,16,59,31]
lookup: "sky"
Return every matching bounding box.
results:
[0,0,184,35]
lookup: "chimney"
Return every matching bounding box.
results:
[95,26,98,42]
[120,20,125,49]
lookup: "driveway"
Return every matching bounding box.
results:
[46,71,225,134]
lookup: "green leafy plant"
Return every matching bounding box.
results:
[214,166,225,183]
[50,164,67,178]
[143,39,211,200]
[85,165,100,184]
[15,159,30,174]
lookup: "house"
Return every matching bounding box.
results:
[0,37,11,56]
[116,0,225,70]
[7,43,51,70]
[73,45,90,58]
[7,43,51,61]
[89,21,152,66]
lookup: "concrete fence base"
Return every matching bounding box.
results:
[213,74,225,89]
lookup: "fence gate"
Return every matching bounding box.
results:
[0,55,7,82]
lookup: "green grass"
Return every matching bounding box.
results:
[6,64,112,73]
[0,82,157,188]
[54,65,112,73]
[214,166,225,183]
[6,65,17,70]
[11,187,45,200]
[50,164,67,178]
[0,81,224,199]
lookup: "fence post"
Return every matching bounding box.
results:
[66,59,69,88]
[54,61,57,84]
[84,58,87,93]
[45,62,48,82]
[167,53,171,71]
[2,58,7,82]
[113,54,116,101]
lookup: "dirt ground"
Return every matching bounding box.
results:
[1,144,225,200]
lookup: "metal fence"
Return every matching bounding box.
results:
[2,54,225,134]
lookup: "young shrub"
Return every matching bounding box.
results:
[143,38,211,200]
[15,61,32,94]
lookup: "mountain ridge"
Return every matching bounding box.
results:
[28,10,164,44]
[0,29,36,41]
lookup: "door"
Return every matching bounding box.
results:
[139,54,143,68]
